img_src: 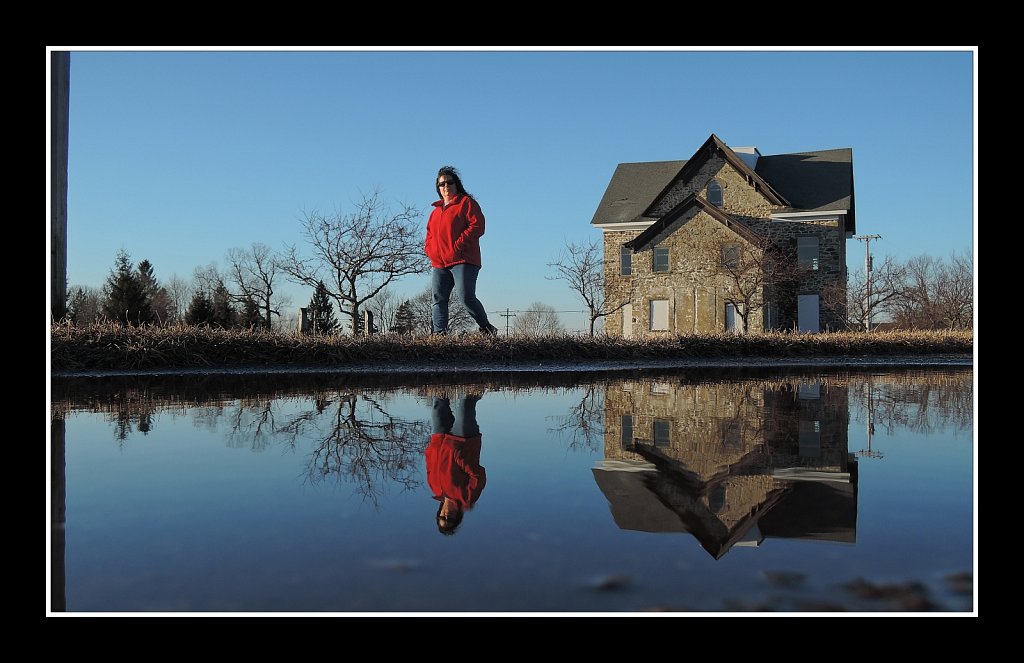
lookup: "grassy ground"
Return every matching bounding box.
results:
[50,322,974,372]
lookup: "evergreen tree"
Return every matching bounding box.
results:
[137,259,172,324]
[67,286,101,325]
[137,260,158,298]
[211,284,238,328]
[392,300,415,335]
[240,296,265,329]
[307,281,338,335]
[184,291,214,326]
[101,249,153,326]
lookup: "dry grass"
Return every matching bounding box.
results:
[49,321,974,372]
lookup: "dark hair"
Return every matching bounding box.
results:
[435,165,473,201]
[436,500,465,536]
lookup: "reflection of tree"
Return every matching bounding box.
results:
[548,385,604,452]
[109,408,155,442]
[278,393,430,505]
[224,400,277,452]
[847,373,973,436]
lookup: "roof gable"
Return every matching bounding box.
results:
[643,134,790,215]
[624,194,761,252]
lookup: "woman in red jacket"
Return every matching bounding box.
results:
[426,392,486,535]
[425,166,499,335]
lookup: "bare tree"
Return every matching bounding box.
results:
[548,238,631,336]
[936,251,974,330]
[191,262,226,298]
[165,274,192,326]
[890,251,973,330]
[408,287,473,335]
[226,242,286,330]
[842,256,906,331]
[512,301,565,336]
[279,189,429,335]
[366,286,401,334]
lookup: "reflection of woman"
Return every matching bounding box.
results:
[426,394,486,535]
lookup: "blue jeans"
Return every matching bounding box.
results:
[432,396,481,438]
[431,263,491,333]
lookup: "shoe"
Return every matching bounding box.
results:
[479,323,499,336]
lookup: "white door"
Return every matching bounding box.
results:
[621,303,632,339]
[798,295,820,333]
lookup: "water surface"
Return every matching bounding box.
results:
[49,366,974,613]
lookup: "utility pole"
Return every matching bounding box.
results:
[853,234,882,332]
[499,308,515,336]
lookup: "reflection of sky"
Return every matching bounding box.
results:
[849,422,974,578]
[56,379,974,613]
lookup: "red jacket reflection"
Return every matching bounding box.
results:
[425,433,486,509]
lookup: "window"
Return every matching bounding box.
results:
[709,484,726,514]
[620,244,632,276]
[620,415,633,450]
[799,420,821,458]
[650,299,670,331]
[722,420,741,449]
[798,236,819,270]
[798,383,821,400]
[653,419,671,448]
[765,302,778,330]
[650,382,670,394]
[707,179,723,206]
[653,244,669,272]
[721,244,740,270]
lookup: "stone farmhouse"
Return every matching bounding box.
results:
[591,134,855,335]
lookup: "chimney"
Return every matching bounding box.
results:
[732,146,761,170]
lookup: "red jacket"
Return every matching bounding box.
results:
[425,433,486,509]
[425,194,485,268]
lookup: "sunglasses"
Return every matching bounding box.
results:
[438,181,456,187]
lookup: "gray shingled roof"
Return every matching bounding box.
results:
[591,141,855,233]
[590,160,686,226]
[755,148,854,213]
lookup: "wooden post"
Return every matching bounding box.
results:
[298,307,310,335]
[51,51,70,322]
[363,310,374,336]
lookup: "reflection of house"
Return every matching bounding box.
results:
[591,133,855,335]
[593,379,856,559]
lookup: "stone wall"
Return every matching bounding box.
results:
[602,380,851,473]
[605,212,768,336]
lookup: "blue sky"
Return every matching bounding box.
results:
[53,47,976,332]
